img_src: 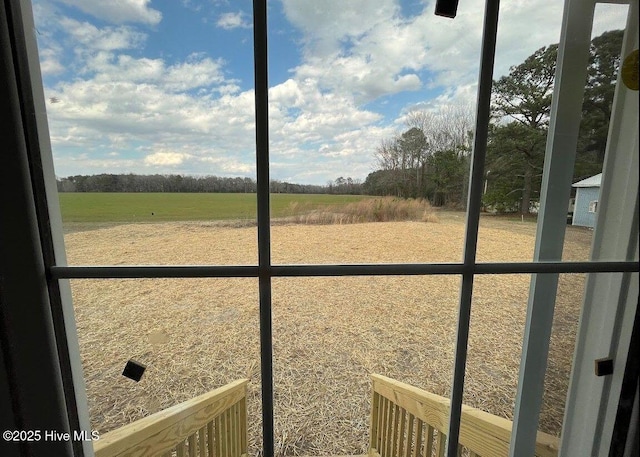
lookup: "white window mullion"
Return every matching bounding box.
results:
[509,0,597,455]
[561,1,639,453]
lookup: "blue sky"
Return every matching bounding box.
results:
[32,0,627,185]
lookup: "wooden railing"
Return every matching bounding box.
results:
[94,379,249,457]
[369,374,559,457]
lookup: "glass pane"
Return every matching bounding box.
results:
[539,273,587,435]
[478,3,630,262]
[465,275,529,428]
[566,3,633,262]
[267,0,477,265]
[265,1,631,265]
[70,278,261,452]
[546,271,638,453]
[32,1,258,264]
[272,276,459,454]
[465,273,586,447]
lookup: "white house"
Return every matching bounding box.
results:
[572,173,602,228]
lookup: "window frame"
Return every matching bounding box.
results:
[3,1,638,457]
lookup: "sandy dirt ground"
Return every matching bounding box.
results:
[64,214,594,455]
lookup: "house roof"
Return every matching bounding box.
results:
[572,173,602,188]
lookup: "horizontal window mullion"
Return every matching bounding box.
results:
[49,265,260,279]
[474,261,638,274]
[273,262,638,275]
[49,260,638,279]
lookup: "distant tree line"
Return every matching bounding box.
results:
[365,30,623,214]
[56,173,364,195]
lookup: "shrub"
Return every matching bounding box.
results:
[286,197,437,225]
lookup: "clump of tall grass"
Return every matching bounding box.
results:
[287,197,437,225]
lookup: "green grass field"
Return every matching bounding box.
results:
[58,193,373,223]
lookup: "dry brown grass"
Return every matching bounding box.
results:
[285,197,437,225]
[64,213,594,456]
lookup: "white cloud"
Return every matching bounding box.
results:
[53,155,140,174]
[39,46,65,75]
[163,56,231,92]
[266,77,395,182]
[60,18,147,51]
[46,77,255,141]
[268,78,382,146]
[280,1,476,103]
[144,151,192,166]
[280,0,399,57]
[281,0,428,102]
[78,53,231,93]
[198,157,254,174]
[216,12,252,30]
[56,0,162,25]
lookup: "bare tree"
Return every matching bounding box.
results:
[370,104,473,201]
[406,104,473,156]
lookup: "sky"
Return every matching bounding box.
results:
[32,0,628,185]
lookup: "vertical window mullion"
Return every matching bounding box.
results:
[252,1,274,456]
[446,0,500,456]
[509,0,596,455]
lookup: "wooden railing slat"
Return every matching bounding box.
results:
[404,414,414,457]
[231,403,238,457]
[226,406,232,457]
[207,421,215,457]
[230,406,235,455]
[414,419,424,457]
[221,410,228,456]
[379,397,386,457]
[177,441,186,457]
[188,433,197,457]
[381,398,387,457]
[378,396,386,455]
[198,426,206,457]
[398,407,407,457]
[237,401,242,455]
[240,397,248,453]
[228,406,233,456]
[436,430,446,457]
[371,392,380,448]
[391,404,400,457]
[385,398,394,457]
